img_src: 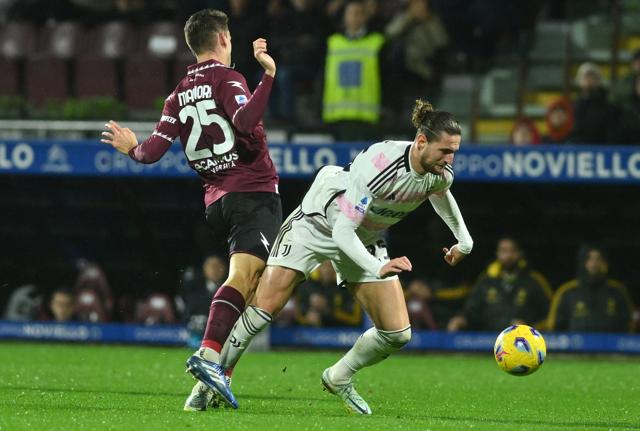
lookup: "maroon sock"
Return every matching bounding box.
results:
[201,285,246,353]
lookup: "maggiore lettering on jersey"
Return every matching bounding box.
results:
[178,85,212,106]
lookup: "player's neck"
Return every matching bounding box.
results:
[196,52,228,66]
[409,144,427,176]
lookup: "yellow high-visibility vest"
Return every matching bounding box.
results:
[322,32,385,123]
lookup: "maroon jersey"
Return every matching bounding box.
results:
[128,59,278,207]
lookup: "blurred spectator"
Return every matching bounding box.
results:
[136,293,177,325]
[569,62,617,144]
[74,259,113,316]
[3,284,42,321]
[176,255,227,346]
[405,278,437,330]
[322,261,361,326]
[424,279,472,329]
[295,260,332,326]
[322,0,385,139]
[273,297,298,327]
[385,0,448,114]
[297,286,330,327]
[548,244,634,333]
[48,288,77,322]
[543,97,573,143]
[75,288,109,322]
[296,261,362,327]
[448,237,552,332]
[510,117,541,146]
[610,49,640,106]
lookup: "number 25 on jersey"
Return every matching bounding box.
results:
[179,99,235,161]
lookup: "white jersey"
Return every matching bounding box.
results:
[300,140,473,277]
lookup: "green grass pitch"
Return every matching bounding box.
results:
[1,342,639,430]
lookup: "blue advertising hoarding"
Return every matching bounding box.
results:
[0,139,639,183]
[1,320,639,353]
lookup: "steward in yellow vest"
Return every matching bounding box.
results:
[322,2,385,125]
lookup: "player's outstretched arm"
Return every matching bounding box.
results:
[253,38,275,77]
[102,97,178,163]
[220,39,276,136]
[429,190,473,265]
[101,120,138,155]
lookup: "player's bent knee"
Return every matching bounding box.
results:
[378,325,412,350]
[254,267,301,315]
[225,272,261,293]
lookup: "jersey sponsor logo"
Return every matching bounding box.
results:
[234,94,248,105]
[177,84,213,106]
[355,196,368,214]
[369,205,407,218]
[160,115,177,124]
[192,151,239,174]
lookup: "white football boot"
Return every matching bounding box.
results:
[183,381,213,411]
[321,368,372,415]
[183,377,233,411]
[185,350,238,408]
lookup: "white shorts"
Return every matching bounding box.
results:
[267,206,396,285]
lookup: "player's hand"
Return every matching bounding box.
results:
[379,256,412,278]
[447,315,467,332]
[253,38,276,77]
[101,120,138,155]
[443,245,467,267]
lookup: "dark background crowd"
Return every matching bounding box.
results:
[1,0,638,143]
[3,237,636,336]
[1,0,639,335]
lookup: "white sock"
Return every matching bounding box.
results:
[221,305,272,369]
[197,346,220,363]
[328,326,412,385]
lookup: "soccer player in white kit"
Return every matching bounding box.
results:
[219,100,473,414]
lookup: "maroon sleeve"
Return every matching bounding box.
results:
[128,95,181,164]
[217,71,274,135]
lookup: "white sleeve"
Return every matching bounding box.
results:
[428,190,473,254]
[330,151,387,278]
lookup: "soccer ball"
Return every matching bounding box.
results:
[494,324,546,376]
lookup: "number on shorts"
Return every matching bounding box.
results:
[179,99,234,161]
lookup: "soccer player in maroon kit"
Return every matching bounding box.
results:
[101,9,280,409]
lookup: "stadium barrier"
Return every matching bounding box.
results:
[1,139,640,183]
[1,321,639,353]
